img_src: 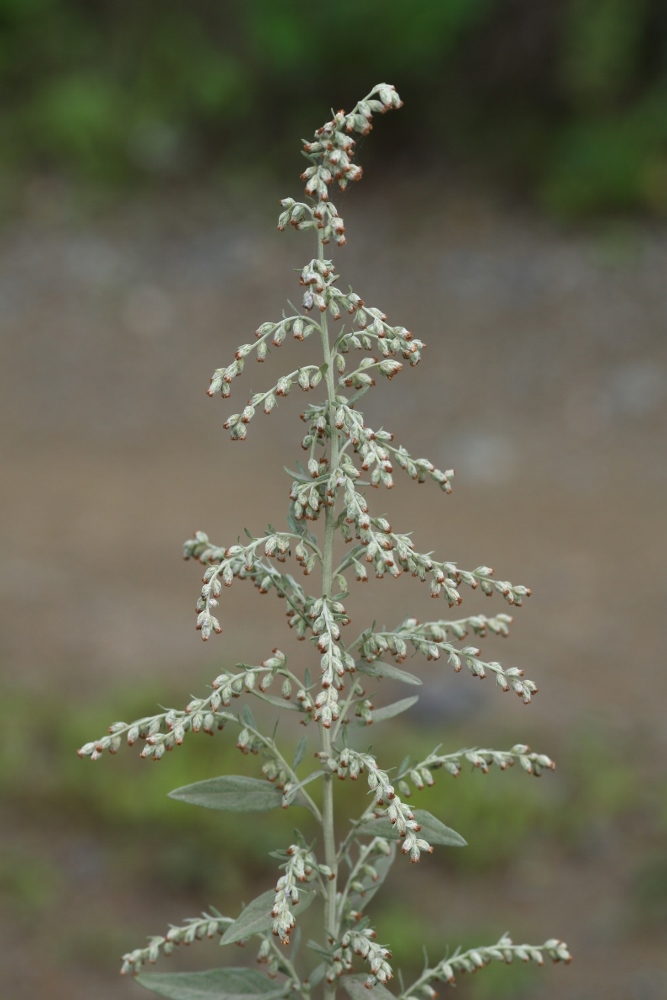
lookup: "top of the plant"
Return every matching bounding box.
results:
[77,83,569,1000]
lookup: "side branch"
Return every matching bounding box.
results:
[318,748,433,864]
[224,365,324,440]
[337,479,531,606]
[356,625,538,703]
[120,911,233,975]
[400,934,571,997]
[334,402,452,491]
[396,744,555,793]
[183,529,319,639]
[207,314,321,399]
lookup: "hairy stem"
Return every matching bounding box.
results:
[319,228,340,1000]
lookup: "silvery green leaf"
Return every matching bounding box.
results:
[355,809,466,847]
[355,661,422,686]
[282,770,323,805]
[348,843,396,912]
[308,963,326,988]
[307,940,333,958]
[293,734,308,769]
[352,696,419,726]
[396,755,412,779]
[285,467,311,484]
[168,776,300,812]
[341,975,396,1000]
[220,889,315,945]
[136,967,289,1000]
[287,509,307,536]
[241,705,256,729]
[255,693,300,711]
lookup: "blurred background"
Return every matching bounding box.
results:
[1,2,666,998]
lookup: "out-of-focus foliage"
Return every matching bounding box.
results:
[1,0,667,214]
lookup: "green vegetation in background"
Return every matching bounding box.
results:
[0,0,666,214]
[1,680,663,985]
[376,907,542,999]
[0,684,651,884]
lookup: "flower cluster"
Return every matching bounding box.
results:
[338,485,531,607]
[330,927,393,988]
[319,749,433,863]
[77,651,316,761]
[304,597,353,728]
[120,911,232,975]
[403,934,572,996]
[271,844,321,944]
[300,83,402,203]
[183,529,315,639]
[356,624,539,703]
[77,705,229,762]
[335,403,452,490]
[206,314,320,399]
[395,744,555,795]
[278,198,347,246]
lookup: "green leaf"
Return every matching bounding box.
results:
[136,967,289,1000]
[293,734,308,769]
[241,705,256,729]
[355,809,467,847]
[348,843,396,913]
[355,661,422,686]
[287,508,307,536]
[168,775,293,812]
[308,963,326,988]
[220,888,315,946]
[397,755,412,779]
[285,467,311,484]
[255,692,300,711]
[352,696,419,726]
[341,974,396,1000]
[283,769,322,805]
[307,940,333,959]
[290,925,302,960]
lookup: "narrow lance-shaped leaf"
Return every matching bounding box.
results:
[241,705,256,729]
[355,809,467,847]
[348,843,397,913]
[136,966,290,1000]
[353,695,419,727]
[220,889,315,946]
[168,775,307,812]
[293,734,308,769]
[342,975,397,1000]
[355,660,423,686]
[255,693,301,712]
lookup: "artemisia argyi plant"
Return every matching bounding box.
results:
[79,84,571,1000]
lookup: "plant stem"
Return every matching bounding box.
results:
[318,228,340,1000]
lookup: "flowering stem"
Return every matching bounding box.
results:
[335,837,383,925]
[319,226,340,1000]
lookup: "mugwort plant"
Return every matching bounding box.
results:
[79,84,570,1000]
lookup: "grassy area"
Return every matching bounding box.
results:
[1,1,667,215]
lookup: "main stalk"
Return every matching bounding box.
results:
[318,229,340,1000]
